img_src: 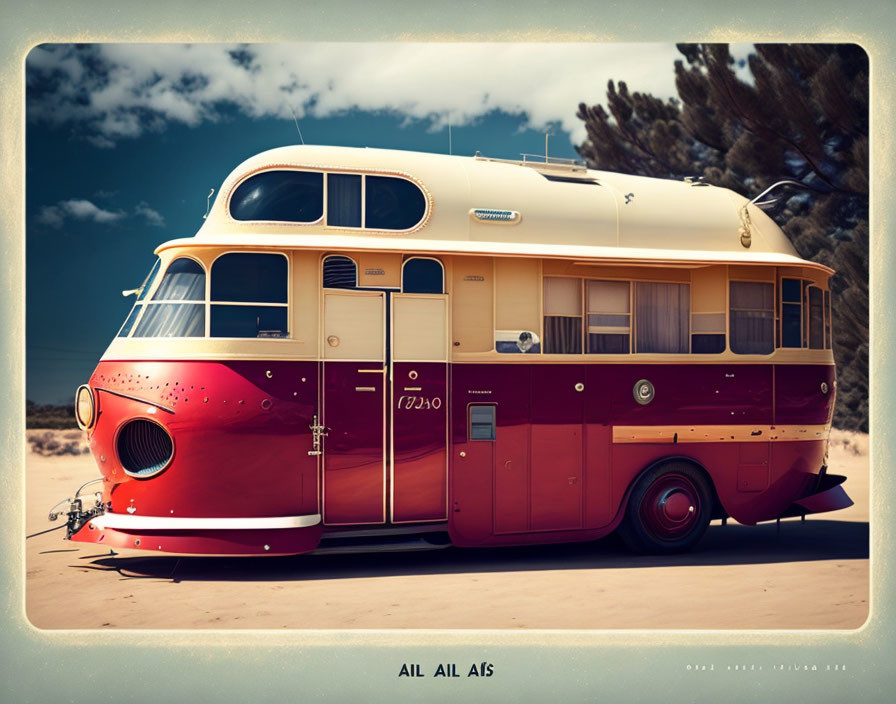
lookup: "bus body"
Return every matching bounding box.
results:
[60,145,852,555]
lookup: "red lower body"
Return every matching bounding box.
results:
[70,359,845,555]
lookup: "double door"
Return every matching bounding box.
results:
[321,290,448,525]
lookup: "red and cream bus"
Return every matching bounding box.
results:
[56,145,852,555]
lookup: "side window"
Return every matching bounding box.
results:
[132,257,205,338]
[323,255,358,288]
[402,258,443,294]
[730,281,774,354]
[635,282,689,353]
[808,285,824,349]
[781,278,803,347]
[327,173,362,228]
[210,253,288,338]
[543,277,582,354]
[365,175,426,230]
[824,289,832,349]
[229,170,323,223]
[586,280,630,353]
[469,405,496,441]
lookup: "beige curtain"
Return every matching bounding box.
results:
[635,282,689,353]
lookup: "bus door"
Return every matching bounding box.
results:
[321,290,387,525]
[390,294,449,522]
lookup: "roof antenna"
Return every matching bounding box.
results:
[203,188,215,220]
[288,105,305,145]
[448,119,452,155]
[545,129,551,163]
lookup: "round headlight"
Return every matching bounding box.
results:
[74,384,95,430]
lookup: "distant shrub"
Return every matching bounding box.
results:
[28,430,89,456]
[26,399,78,430]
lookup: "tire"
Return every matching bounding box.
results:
[617,461,713,554]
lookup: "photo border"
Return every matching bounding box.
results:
[2,1,892,701]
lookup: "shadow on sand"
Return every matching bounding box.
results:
[73,517,869,583]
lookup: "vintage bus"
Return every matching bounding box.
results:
[54,144,852,556]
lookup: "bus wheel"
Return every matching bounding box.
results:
[618,462,712,554]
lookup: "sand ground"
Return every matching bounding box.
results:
[24,429,869,630]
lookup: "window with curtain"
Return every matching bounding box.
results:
[132,257,206,338]
[543,277,582,354]
[210,253,288,338]
[326,173,362,227]
[729,281,774,354]
[586,280,630,353]
[635,282,690,353]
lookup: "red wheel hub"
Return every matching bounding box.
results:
[639,473,701,540]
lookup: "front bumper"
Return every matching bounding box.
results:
[69,512,324,556]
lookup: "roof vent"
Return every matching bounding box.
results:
[470,209,521,224]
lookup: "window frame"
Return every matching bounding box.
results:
[226,167,430,233]
[209,250,291,339]
[467,403,497,442]
[729,279,775,355]
[227,169,325,225]
[126,255,208,339]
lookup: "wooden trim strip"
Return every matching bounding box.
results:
[612,424,829,444]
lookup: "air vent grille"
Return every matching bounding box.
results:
[117,419,173,478]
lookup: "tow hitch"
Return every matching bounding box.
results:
[47,478,107,539]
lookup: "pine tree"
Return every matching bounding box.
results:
[576,43,869,432]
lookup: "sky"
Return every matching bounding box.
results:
[25,42,754,404]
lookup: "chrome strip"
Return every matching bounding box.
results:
[94,387,175,414]
[90,513,322,531]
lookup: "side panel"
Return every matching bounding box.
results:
[775,364,836,424]
[529,366,584,531]
[493,366,531,534]
[391,295,449,522]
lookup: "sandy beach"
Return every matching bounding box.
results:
[24,429,869,630]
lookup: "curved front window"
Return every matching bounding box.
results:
[230,170,324,223]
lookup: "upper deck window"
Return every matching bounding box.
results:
[211,253,288,337]
[730,281,774,354]
[229,170,323,223]
[365,175,426,230]
[327,174,362,228]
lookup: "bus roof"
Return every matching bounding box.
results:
[161,145,832,274]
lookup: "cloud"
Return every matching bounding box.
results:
[135,201,165,227]
[26,43,720,148]
[36,199,126,228]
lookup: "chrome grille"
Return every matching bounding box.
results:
[117,420,173,478]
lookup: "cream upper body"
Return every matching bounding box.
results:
[157,145,821,272]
